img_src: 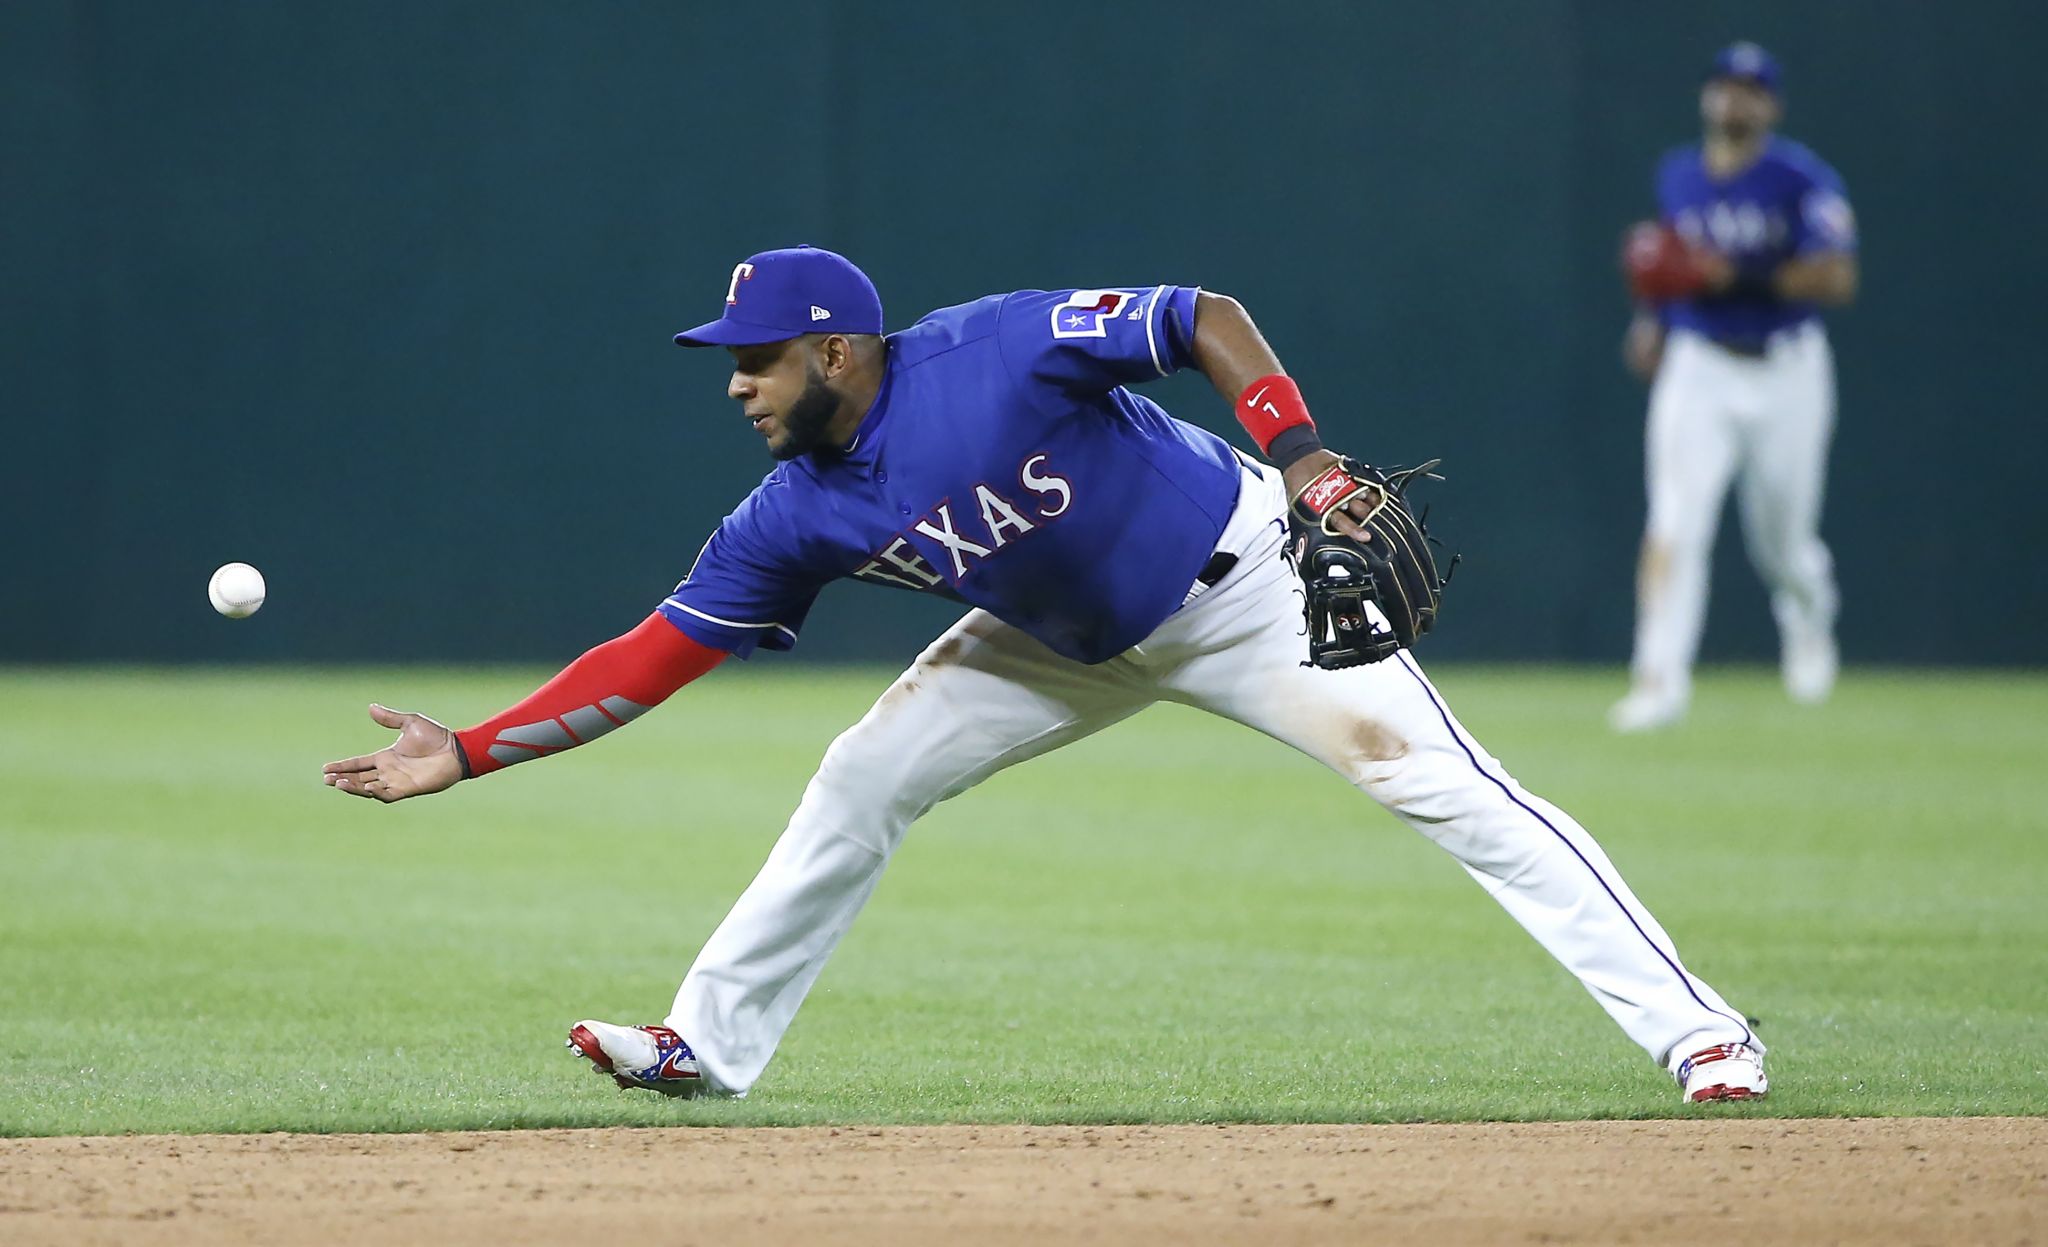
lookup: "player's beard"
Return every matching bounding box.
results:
[769,364,842,461]
[1710,117,1762,144]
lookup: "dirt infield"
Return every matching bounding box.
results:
[2,1117,2040,1245]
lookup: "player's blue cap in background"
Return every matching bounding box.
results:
[674,245,884,347]
[1708,41,1782,95]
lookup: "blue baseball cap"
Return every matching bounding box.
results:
[674,245,884,348]
[1708,41,1782,95]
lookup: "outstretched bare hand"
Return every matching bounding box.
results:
[322,704,464,803]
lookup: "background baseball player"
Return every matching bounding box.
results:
[323,245,1769,1104]
[1614,42,1859,733]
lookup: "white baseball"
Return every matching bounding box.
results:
[208,562,266,619]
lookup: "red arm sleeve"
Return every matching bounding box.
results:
[454,613,726,778]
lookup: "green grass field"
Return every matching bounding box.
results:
[1,664,2042,1137]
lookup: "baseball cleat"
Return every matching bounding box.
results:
[567,1019,708,1097]
[1676,1042,1768,1103]
[1608,688,1687,734]
[1781,626,1838,705]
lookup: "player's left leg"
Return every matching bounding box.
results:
[1737,323,1840,704]
[1144,520,1758,1080]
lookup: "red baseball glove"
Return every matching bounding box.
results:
[1621,221,1710,302]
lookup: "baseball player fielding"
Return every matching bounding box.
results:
[324,244,1767,1106]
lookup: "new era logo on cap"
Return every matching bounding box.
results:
[673,245,884,348]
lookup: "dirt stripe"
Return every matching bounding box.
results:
[2,1117,2042,1246]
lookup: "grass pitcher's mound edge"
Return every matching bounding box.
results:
[3,1117,2042,1246]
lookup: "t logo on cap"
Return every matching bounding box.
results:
[676,245,885,348]
[726,263,755,305]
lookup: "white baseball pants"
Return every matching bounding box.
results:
[670,464,1757,1094]
[1630,323,1838,702]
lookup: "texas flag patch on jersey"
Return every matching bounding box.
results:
[1803,189,1857,249]
[1049,289,1139,339]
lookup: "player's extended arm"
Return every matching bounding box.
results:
[1770,252,1857,305]
[321,613,725,803]
[1696,250,1858,307]
[1188,290,1379,540]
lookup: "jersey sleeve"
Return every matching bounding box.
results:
[994,285,1200,394]
[1791,161,1857,255]
[656,481,823,658]
[1653,149,1688,223]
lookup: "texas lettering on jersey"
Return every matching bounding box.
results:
[853,453,1075,589]
[1673,200,1786,254]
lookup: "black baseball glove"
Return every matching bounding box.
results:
[1288,457,1455,669]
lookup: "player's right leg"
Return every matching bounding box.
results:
[1736,324,1840,704]
[1616,332,1744,732]
[1151,545,1761,1094]
[649,611,1151,1096]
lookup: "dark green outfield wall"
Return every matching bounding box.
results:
[5,2,2042,664]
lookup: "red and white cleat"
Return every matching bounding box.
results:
[567,1019,709,1098]
[1677,1042,1768,1103]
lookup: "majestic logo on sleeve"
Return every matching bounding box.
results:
[1049,289,1138,339]
[853,453,1075,590]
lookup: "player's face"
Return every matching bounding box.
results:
[1700,78,1779,141]
[726,339,840,461]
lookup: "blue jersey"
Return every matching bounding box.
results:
[1656,136,1856,344]
[658,286,1243,664]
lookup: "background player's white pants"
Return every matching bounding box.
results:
[670,467,1757,1095]
[1631,323,1838,702]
